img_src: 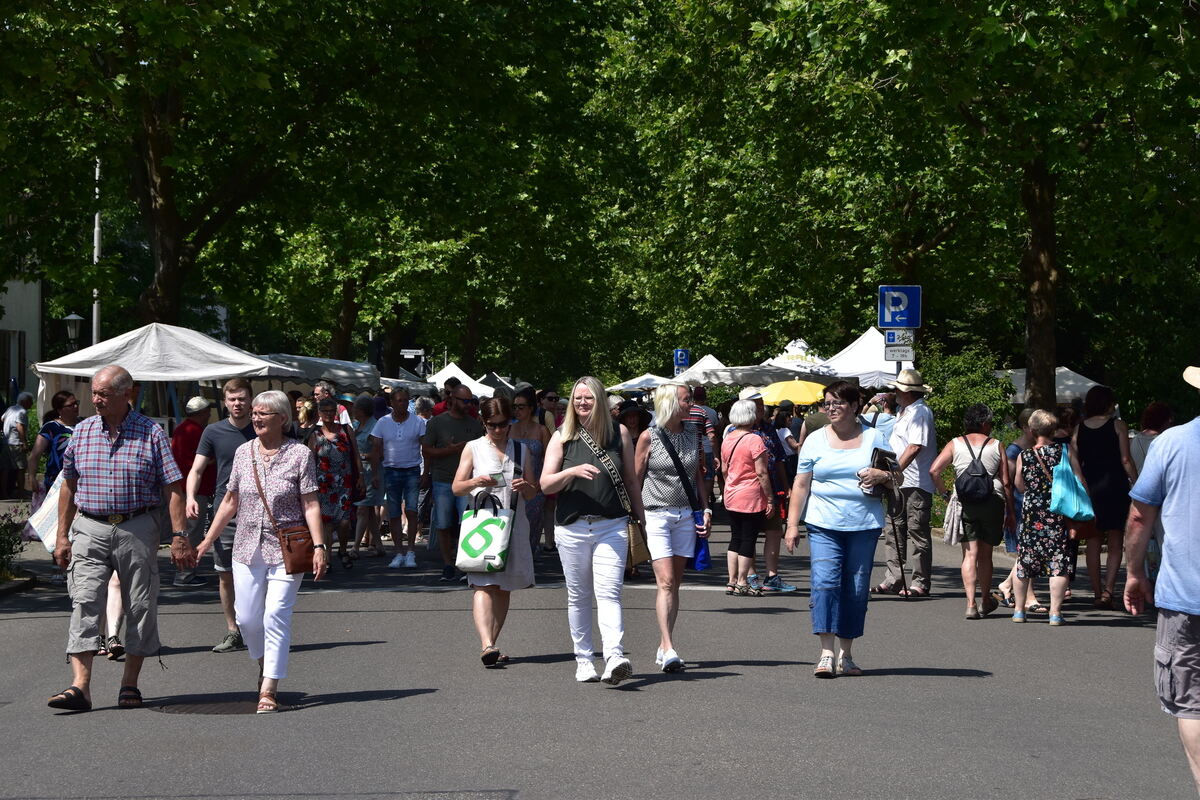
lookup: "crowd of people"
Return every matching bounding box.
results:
[24,359,1200,792]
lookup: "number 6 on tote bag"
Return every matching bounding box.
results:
[455,493,513,573]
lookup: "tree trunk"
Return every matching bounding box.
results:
[459,298,484,375]
[129,88,187,324]
[330,275,360,360]
[1020,156,1058,410]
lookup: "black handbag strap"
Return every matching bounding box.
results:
[577,425,632,515]
[654,425,700,512]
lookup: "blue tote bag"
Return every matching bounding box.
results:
[1039,443,1095,522]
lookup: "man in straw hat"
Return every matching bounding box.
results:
[872,369,937,596]
[1125,365,1200,793]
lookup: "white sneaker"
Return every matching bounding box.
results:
[601,656,633,685]
[575,661,600,683]
[660,649,683,673]
[403,551,418,568]
[654,647,664,666]
[387,554,404,569]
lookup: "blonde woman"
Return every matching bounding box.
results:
[635,382,709,673]
[541,376,645,685]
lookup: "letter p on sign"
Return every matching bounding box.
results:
[877,285,922,329]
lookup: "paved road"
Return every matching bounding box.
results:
[0,522,1191,800]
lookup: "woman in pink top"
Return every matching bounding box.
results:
[721,399,774,596]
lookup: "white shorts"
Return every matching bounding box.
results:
[644,507,697,561]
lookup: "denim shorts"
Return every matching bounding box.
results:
[432,480,469,531]
[384,466,421,519]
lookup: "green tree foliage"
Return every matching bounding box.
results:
[919,341,1015,444]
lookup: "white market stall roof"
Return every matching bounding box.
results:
[607,373,671,392]
[761,338,826,371]
[677,364,817,387]
[35,323,305,382]
[818,327,912,387]
[32,322,306,420]
[267,353,380,392]
[426,362,494,398]
[996,366,1100,404]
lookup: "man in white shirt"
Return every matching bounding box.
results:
[878,370,937,596]
[370,387,427,568]
[2,392,33,498]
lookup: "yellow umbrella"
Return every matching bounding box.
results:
[760,379,826,406]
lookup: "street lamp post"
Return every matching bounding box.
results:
[63,313,84,350]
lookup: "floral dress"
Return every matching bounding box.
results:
[1017,442,1070,579]
[314,426,355,525]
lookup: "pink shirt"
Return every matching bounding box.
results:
[226,439,318,566]
[721,430,767,513]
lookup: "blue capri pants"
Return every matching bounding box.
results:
[807,523,881,640]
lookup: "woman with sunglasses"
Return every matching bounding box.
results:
[541,376,644,685]
[311,396,363,570]
[510,387,551,551]
[452,396,539,666]
[785,381,892,678]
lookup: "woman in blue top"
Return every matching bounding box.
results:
[785,381,892,678]
[26,390,80,491]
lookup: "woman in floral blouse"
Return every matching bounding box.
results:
[198,390,327,713]
[311,396,363,570]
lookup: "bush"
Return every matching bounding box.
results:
[918,341,1015,446]
[0,504,30,580]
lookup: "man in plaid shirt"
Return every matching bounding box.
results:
[47,365,196,712]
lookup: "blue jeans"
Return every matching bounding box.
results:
[383,466,421,519]
[807,523,881,640]
[432,480,469,532]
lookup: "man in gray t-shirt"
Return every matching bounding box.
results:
[421,385,484,579]
[186,379,255,652]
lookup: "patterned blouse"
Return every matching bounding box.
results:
[226,439,319,567]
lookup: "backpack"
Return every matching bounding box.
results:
[954,437,994,504]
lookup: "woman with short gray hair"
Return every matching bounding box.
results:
[721,399,773,596]
[197,390,327,713]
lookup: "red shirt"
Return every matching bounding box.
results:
[172,418,216,496]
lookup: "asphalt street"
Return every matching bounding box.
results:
[0,522,1191,800]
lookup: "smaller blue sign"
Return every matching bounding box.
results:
[878,285,922,329]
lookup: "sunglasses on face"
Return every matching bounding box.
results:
[512,403,530,409]
[484,420,509,430]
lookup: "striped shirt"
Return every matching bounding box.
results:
[63,410,183,515]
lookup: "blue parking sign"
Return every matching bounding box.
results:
[673,348,690,368]
[878,285,922,329]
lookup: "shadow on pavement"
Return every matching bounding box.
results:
[865,666,992,678]
[148,687,434,714]
[615,669,741,689]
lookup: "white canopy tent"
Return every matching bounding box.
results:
[676,364,817,387]
[32,323,304,420]
[427,362,494,398]
[266,353,381,393]
[761,338,826,371]
[817,327,912,387]
[607,373,671,392]
[996,367,1100,404]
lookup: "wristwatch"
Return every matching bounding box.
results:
[313,544,328,551]
[171,530,188,539]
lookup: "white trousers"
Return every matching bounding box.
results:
[232,546,302,680]
[556,516,628,662]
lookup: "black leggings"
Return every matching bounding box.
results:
[727,510,763,557]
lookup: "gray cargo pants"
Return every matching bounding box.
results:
[66,513,162,656]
